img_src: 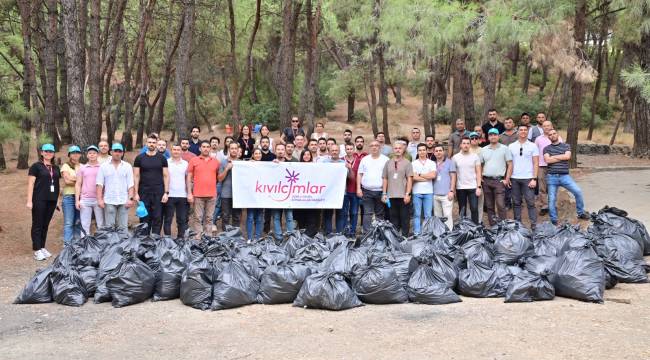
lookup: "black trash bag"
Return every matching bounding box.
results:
[457,259,504,298]
[493,262,522,294]
[14,267,53,304]
[590,206,650,255]
[530,237,560,257]
[211,260,260,310]
[552,240,605,303]
[593,233,647,283]
[94,226,128,247]
[77,265,98,296]
[293,272,363,311]
[72,235,103,267]
[493,223,532,265]
[523,255,558,275]
[357,221,404,252]
[553,223,585,254]
[415,248,458,288]
[351,262,409,304]
[105,252,156,308]
[282,230,313,257]
[458,238,495,268]
[400,234,435,257]
[367,251,419,286]
[605,270,619,289]
[407,265,461,305]
[293,242,331,266]
[504,270,555,302]
[324,233,351,251]
[94,242,131,303]
[51,266,87,307]
[180,257,222,310]
[321,244,368,273]
[153,249,189,301]
[420,216,449,238]
[257,262,312,304]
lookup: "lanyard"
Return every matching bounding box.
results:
[45,164,54,184]
[242,137,251,150]
[394,159,400,171]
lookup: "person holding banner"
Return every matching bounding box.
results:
[271,144,295,239]
[357,140,390,233]
[245,148,265,241]
[382,141,414,236]
[294,150,320,236]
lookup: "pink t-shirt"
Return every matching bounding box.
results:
[535,135,563,166]
[79,163,101,199]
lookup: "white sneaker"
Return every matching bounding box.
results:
[33,250,47,261]
[41,248,52,258]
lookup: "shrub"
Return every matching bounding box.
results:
[242,103,281,131]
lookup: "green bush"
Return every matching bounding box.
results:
[435,106,451,125]
[351,110,368,123]
[242,103,281,131]
[496,91,546,122]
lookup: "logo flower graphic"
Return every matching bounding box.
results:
[285,169,300,184]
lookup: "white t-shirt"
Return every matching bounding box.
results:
[452,152,481,190]
[509,140,539,179]
[411,158,436,194]
[167,158,188,197]
[358,154,389,191]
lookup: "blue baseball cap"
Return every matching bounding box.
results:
[41,143,55,152]
[68,145,82,154]
[487,128,500,135]
[468,132,479,138]
[111,143,124,152]
[86,145,99,153]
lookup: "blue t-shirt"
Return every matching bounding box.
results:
[433,158,456,196]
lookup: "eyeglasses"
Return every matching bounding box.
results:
[291,120,299,123]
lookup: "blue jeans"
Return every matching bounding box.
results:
[213,182,223,223]
[412,193,433,234]
[62,194,80,245]
[323,209,344,235]
[341,192,360,236]
[246,209,264,240]
[273,209,294,240]
[546,173,585,223]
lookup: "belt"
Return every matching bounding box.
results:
[483,176,503,180]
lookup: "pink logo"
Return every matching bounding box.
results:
[255,168,327,201]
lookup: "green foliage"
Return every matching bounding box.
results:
[621,65,650,101]
[351,110,368,123]
[242,103,280,131]
[496,90,546,122]
[435,106,451,125]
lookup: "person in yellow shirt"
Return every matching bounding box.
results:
[61,146,82,245]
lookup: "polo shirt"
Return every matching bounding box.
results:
[433,158,456,196]
[78,163,101,199]
[509,140,539,179]
[181,151,197,162]
[480,143,512,177]
[380,144,392,157]
[358,154,389,191]
[96,160,134,205]
[543,142,571,175]
[188,156,220,197]
[382,157,414,198]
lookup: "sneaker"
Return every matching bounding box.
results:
[33,250,46,261]
[41,248,52,258]
[577,213,590,220]
[540,208,549,216]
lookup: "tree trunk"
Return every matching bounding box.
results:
[78,0,88,82]
[347,89,355,122]
[567,0,587,168]
[136,88,147,148]
[510,43,519,77]
[44,0,60,147]
[480,64,497,123]
[376,44,391,144]
[110,84,124,143]
[364,67,379,136]
[0,144,6,170]
[274,0,302,131]
[605,49,620,103]
[153,1,182,134]
[422,73,432,136]
[459,52,476,129]
[522,57,531,94]
[609,111,622,146]
[57,23,70,143]
[451,58,464,122]
[631,27,650,157]
[189,84,198,128]
[299,0,322,135]
[61,0,92,148]
[587,34,606,140]
[174,0,195,141]
[121,38,135,150]
[87,0,102,141]
[540,65,549,93]
[391,85,402,105]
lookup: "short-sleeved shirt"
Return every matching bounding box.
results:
[188,156,220,197]
[60,163,78,196]
[480,143,512,177]
[167,158,188,198]
[181,151,197,162]
[382,158,413,198]
[134,152,168,194]
[452,152,481,190]
[509,141,539,179]
[543,142,571,175]
[28,162,61,202]
[238,137,256,159]
[344,153,367,193]
[219,159,234,198]
[78,163,101,200]
[499,131,518,145]
[433,158,456,195]
[535,134,562,166]
[411,159,436,194]
[188,139,201,155]
[381,144,392,157]
[261,151,276,161]
[316,154,331,163]
[282,127,305,143]
[482,121,506,136]
[528,125,543,143]
[358,154,389,191]
[407,142,419,160]
[448,130,468,156]
[96,160,134,205]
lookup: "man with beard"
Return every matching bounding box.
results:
[259,136,276,161]
[133,134,170,234]
[481,108,505,135]
[293,134,306,155]
[375,132,393,156]
[308,138,318,159]
[180,138,197,162]
[316,137,331,163]
[97,140,111,163]
[448,119,467,157]
[285,141,297,161]
[499,117,518,145]
[425,135,436,160]
[339,129,353,155]
[520,112,542,142]
[188,126,202,155]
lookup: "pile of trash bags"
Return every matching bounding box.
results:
[15,206,649,311]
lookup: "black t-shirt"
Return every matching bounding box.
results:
[482,121,506,136]
[134,152,168,193]
[28,162,60,202]
[238,137,255,159]
[261,151,276,161]
[282,127,305,143]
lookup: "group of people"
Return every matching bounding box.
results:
[26,112,588,261]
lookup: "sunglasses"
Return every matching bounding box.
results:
[112,150,124,153]
[469,137,479,140]
[291,120,299,123]
[519,146,523,156]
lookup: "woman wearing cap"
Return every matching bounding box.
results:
[61,145,82,245]
[26,144,61,261]
[75,145,104,235]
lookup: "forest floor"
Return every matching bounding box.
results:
[1,92,650,359]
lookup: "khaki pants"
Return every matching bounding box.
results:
[434,195,454,230]
[191,197,216,238]
[538,166,548,209]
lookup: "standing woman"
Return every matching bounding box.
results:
[245,148,265,242]
[61,145,82,244]
[26,144,61,261]
[238,124,255,160]
[310,122,329,140]
[75,145,104,235]
[295,150,320,237]
[257,125,275,153]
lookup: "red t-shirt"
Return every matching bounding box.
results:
[345,152,367,193]
[188,156,220,197]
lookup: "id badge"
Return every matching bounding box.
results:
[244,150,249,156]
[50,184,55,193]
[393,173,398,180]
[437,175,441,181]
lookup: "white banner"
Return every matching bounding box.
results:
[232,161,347,209]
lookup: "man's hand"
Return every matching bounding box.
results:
[187,194,194,204]
[226,162,233,171]
[357,189,363,198]
[381,194,388,204]
[447,191,455,201]
[75,201,81,210]
[528,179,537,189]
[476,188,482,197]
[404,193,411,205]
[26,201,33,210]
[125,199,134,209]
[161,193,169,204]
[133,193,140,202]
[98,199,105,209]
[502,178,511,188]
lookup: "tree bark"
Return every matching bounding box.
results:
[88,0,102,141]
[587,29,606,140]
[153,1,182,134]
[347,89,355,122]
[364,66,379,136]
[459,52,476,129]
[57,22,70,143]
[44,0,60,147]
[451,58,464,123]
[274,0,302,131]
[174,0,195,141]
[630,25,650,157]
[522,57,531,94]
[0,144,6,170]
[510,43,519,77]
[605,49,620,103]
[480,63,497,123]
[376,44,391,144]
[567,0,587,168]
[121,36,135,150]
[299,0,322,135]
[391,85,402,105]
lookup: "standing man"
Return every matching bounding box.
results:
[448,119,467,157]
[479,128,512,226]
[532,112,546,142]
[164,144,190,238]
[375,132,393,156]
[281,116,306,144]
[425,135,436,160]
[133,134,169,234]
[271,143,295,239]
[323,144,346,234]
[508,125,539,229]
[96,143,134,234]
[357,140,390,233]
[209,136,221,159]
[382,141,413,236]
[534,120,560,215]
[411,143,436,235]
[543,129,590,225]
[407,127,422,160]
[187,140,220,238]
[342,143,362,237]
[474,126,489,147]
[482,108,505,135]
[316,137,330,162]
[259,136,276,161]
[339,129,353,155]
[499,117,518,145]
[156,139,171,159]
[433,145,456,230]
[97,140,111,163]
[188,126,202,155]
[520,112,542,142]
[452,138,482,224]
[217,142,241,231]
[180,138,197,162]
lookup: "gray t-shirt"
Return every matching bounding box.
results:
[433,158,456,196]
[480,143,512,177]
[382,158,414,198]
[543,142,571,175]
[219,160,233,198]
[499,131,518,146]
[452,152,481,190]
[449,130,468,156]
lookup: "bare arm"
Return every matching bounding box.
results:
[62,166,76,185]
[163,167,169,193]
[405,176,413,195]
[475,163,482,187]
[75,171,83,207]
[356,173,364,197]
[505,160,513,183]
[218,163,230,182]
[532,156,539,178]
[26,176,36,208]
[133,167,140,198]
